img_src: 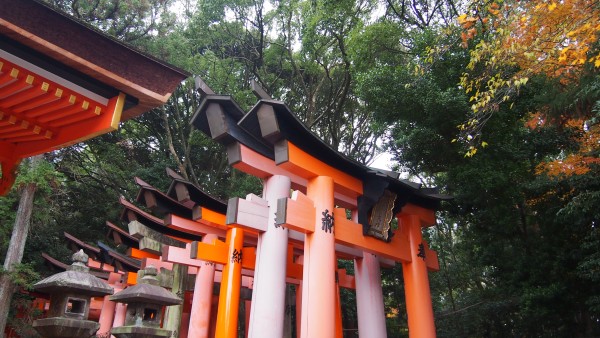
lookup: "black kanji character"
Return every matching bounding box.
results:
[321,209,334,233]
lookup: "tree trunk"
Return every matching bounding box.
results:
[0,156,40,338]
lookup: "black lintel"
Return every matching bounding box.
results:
[135,177,198,220]
[106,221,140,249]
[97,241,141,272]
[119,197,202,242]
[165,168,228,215]
[191,95,273,160]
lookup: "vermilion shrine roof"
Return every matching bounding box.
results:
[0,0,189,194]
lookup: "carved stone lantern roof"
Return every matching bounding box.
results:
[32,250,113,338]
[34,249,113,296]
[109,266,182,338]
[109,265,182,306]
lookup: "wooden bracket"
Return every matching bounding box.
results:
[275,190,315,233]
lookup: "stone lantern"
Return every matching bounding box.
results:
[109,265,182,338]
[32,249,114,338]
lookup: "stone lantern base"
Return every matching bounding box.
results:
[33,317,100,338]
[111,325,173,338]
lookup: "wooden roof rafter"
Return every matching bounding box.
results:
[0,0,190,195]
[0,55,121,145]
[0,53,126,194]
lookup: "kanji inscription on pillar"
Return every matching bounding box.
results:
[231,249,243,263]
[417,243,426,261]
[321,209,334,233]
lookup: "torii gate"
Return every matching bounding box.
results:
[191,79,448,338]
[118,168,360,338]
[109,174,255,338]
[132,170,305,338]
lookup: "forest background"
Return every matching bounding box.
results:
[1,0,599,337]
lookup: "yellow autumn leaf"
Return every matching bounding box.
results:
[548,2,557,11]
[595,59,600,68]
[457,14,467,24]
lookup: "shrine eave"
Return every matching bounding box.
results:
[0,0,189,120]
[0,0,189,195]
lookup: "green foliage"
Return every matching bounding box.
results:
[0,194,17,258]
[13,158,64,195]
[353,12,600,334]
[0,263,40,290]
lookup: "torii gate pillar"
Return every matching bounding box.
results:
[215,227,244,338]
[190,234,218,338]
[300,176,336,338]
[97,272,124,337]
[248,175,291,338]
[399,208,437,338]
[354,252,387,338]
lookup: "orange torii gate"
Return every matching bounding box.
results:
[191,79,448,338]
[135,170,307,338]
[120,168,359,338]
[115,174,257,338]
